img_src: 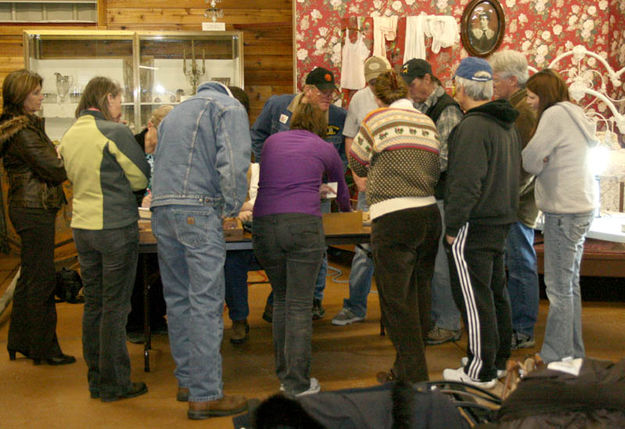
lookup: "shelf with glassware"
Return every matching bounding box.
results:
[23,30,244,140]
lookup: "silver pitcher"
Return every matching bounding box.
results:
[54,73,73,103]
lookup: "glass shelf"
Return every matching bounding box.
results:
[24,30,244,140]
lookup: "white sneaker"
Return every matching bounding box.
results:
[443,367,497,389]
[331,308,365,326]
[460,356,507,379]
[279,378,321,397]
[295,378,321,397]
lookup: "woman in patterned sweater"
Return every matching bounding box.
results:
[349,71,442,383]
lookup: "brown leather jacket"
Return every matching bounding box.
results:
[0,114,66,209]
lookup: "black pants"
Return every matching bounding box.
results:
[371,205,441,382]
[446,222,512,381]
[8,206,62,359]
[127,253,167,332]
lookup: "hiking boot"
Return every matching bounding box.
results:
[187,395,248,419]
[312,298,325,320]
[230,319,250,345]
[375,369,397,384]
[331,308,364,326]
[262,302,273,323]
[426,326,462,345]
[511,331,535,350]
[443,367,497,389]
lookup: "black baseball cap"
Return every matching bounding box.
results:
[400,58,432,84]
[305,67,338,91]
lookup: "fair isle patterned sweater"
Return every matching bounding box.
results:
[349,98,441,220]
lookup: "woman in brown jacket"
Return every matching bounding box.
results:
[0,69,74,365]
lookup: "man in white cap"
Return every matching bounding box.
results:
[332,55,392,326]
[442,57,519,389]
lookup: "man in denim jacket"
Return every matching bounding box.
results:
[251,67,347,320]
[151,82,251,420]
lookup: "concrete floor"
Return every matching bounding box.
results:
[0,250,624,428]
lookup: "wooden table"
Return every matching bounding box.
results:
[138,211,370,371]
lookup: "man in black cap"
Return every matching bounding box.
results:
[251,66,348,321]
[401,58,464,347]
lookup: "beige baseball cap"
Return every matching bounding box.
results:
[364,56,392,82]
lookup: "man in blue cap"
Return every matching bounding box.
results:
[442,57,520,389]
[251,67,347,321]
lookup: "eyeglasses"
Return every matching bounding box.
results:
[312,86,340,103]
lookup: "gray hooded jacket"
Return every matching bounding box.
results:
[522,101,597,214]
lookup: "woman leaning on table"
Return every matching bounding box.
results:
[349,70,441,383]
[252,102,351,397]
[522,69,597,364]
[0,69,74,366]
[59,76,150,401]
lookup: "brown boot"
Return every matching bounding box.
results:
[230,319,250,345]
[176,387,189,402]
[187,395,248,419]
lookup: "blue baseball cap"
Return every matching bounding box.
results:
[454,57,493,82]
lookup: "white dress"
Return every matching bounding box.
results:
[340,30,370,90]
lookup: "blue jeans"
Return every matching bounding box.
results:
[540,211,593,363]
[152,205,225,402]
[225,250,261,321]
[73,223,138,398]
[505,221,539,337]
[253,214,325,394]
[343,191,374,318]
[430,200,461,331]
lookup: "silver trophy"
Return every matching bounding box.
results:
[54,73,73,103]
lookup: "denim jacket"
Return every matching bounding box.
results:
[250,93,347,168]
[151,82,251,217]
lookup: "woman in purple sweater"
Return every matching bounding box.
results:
[253,102,350,397]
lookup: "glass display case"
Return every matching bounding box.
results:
[23,30,244,140]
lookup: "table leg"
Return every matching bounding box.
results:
[143,254,151,372]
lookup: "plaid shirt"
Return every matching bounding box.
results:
[414,85,463,172]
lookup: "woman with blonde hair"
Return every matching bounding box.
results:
[252,102,351,397]
[522,69,597,363]
[60,76,151,401]
[349,71,441,383]
[0,69,73,365]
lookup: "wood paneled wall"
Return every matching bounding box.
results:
[0,0,294,123]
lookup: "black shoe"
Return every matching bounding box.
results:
[101,382,148,402]
[312,298,325,320]
[262,302,273,323]
[33,354,76,366]
[126,331,145,344]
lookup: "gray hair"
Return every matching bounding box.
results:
[489,50,529,86]
[455,76,493,101]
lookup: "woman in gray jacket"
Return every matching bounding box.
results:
[522,69,597,364]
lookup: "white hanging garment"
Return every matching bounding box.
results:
[340,29,371,90]
[426,16,459,53]
[373,16,398,58]
[404,15,427,62]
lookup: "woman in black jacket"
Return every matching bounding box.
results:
[0,69,74,365]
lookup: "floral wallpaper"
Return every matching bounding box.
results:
[295,0,625,120]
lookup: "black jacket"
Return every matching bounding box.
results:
[0,114,66,209]
[444,99,520,237]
